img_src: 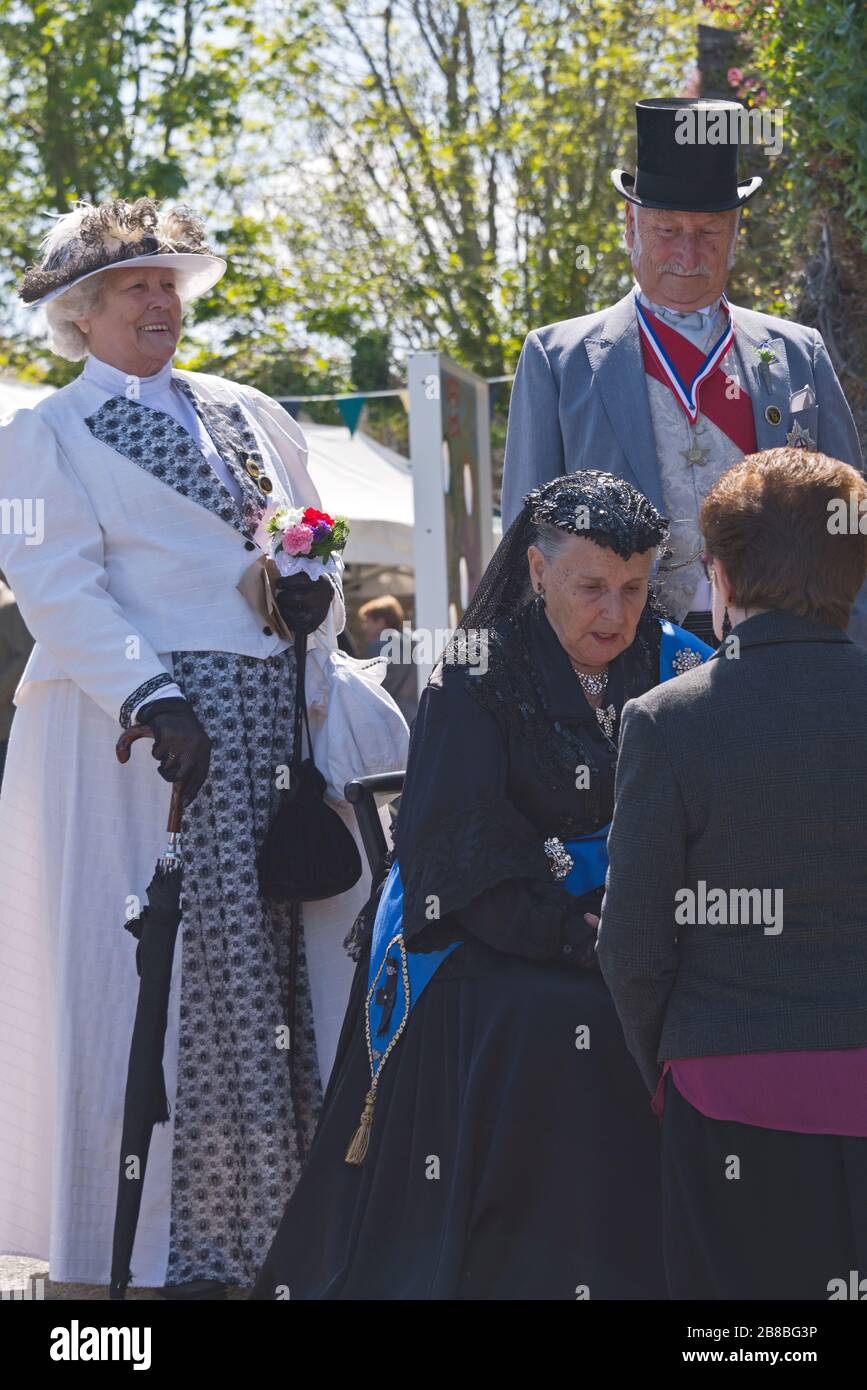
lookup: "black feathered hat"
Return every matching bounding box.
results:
[20,198,226,307]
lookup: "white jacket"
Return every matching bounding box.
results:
[0,367,345,725]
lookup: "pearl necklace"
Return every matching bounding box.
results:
[570,662,617,741]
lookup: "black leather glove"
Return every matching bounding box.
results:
[136,696,212,808]
[274,572,333,635]
[559,889,603,971]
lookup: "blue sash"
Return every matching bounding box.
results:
[365,620,712,1073]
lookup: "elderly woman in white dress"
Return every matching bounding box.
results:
[0,198,387,1296]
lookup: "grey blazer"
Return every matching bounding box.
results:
[501,292,867,644]
[596,608,867,1093]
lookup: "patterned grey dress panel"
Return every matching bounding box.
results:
[84,393,243,531]
[173,378,272,539]
[85,383,322,1286]
[167,646,321,1287]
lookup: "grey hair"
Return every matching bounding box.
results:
[533,520,575,564]
[532,517,667,574]
[43,265,193,361]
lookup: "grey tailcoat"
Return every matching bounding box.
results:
[501,292,867,642]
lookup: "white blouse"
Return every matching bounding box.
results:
[80,352,245,715]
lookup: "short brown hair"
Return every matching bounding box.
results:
[359,595,405,629]
[700,448,867,629]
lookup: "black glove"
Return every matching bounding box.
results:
[136,696,212,808]
[274,572,333,635]
[560,889,603,971]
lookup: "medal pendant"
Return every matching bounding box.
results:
[682,441,709,468]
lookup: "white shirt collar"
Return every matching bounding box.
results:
[83,352,175,398]
[636,284,721,322]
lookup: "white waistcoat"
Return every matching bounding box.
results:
[645,336,750,620]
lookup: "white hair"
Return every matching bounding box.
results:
[44,272,109,362]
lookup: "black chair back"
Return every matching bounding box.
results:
[344,772,405,877]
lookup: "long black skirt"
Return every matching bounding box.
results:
[662,1073,867,1300]
[251,938,666,1300]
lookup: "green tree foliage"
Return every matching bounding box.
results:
[258,0,700,379]
[708,0,867,439]
[0,0,266,380]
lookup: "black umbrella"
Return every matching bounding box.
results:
[109,725,185,1302]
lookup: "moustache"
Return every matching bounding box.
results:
[656,261,712,277]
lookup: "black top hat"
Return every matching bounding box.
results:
[612,98,763,212]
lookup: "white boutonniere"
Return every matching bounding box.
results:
[755,341,777,395]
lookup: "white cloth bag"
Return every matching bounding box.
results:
[304,606,410,806]
[299,607,409,1084]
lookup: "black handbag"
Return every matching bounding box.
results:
[257,631,362,904]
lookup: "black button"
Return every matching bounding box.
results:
[263,625,273,636]
[562,943,573,955]
[244,540,256,550]
[259,476,274,494]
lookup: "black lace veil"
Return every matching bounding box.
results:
[439,471,669,670]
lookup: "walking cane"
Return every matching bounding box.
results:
[109,726,186,1300]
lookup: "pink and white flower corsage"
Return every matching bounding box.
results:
[265,505,349,583]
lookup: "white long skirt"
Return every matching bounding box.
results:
[0,675,361,1286]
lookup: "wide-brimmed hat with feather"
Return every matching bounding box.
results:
[19,197,227,308]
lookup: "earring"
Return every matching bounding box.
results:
[536,583,545,604]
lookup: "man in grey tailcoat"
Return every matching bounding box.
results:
[501,98,865,644]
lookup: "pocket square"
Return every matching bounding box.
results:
[789,385,817,412]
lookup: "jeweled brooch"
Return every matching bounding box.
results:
[544,837,574,882]
[672,647,704,675]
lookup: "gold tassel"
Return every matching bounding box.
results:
[345,1087,377,1165]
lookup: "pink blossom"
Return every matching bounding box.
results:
[727,67,743,86]
[282,523,314,556]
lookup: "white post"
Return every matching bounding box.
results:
[407,352,494,694]
[408,352,448,691]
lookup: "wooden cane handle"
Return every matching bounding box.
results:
[115,724,156,762]
[115,725,185,833]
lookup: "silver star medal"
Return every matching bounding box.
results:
[681,420,710,468]
[786,420,816,450]
[682,439,709,467]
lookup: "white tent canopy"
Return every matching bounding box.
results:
[303,424,414,568]
[0,378,56,415]
[0,383,419,570]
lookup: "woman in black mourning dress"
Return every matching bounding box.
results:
[252,471,711,1301]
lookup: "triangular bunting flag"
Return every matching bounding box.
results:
[338,396,367,435]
